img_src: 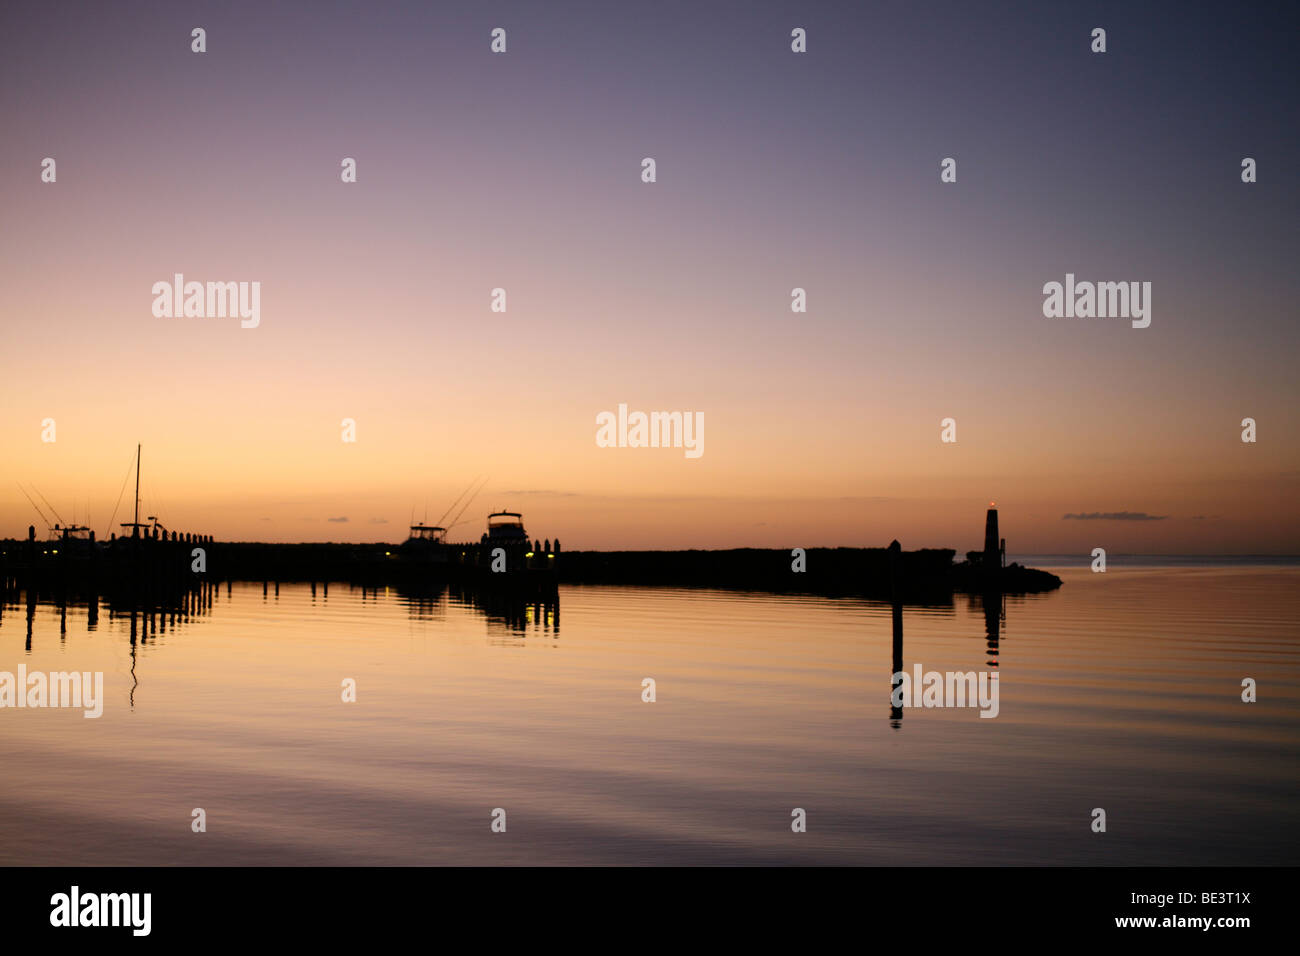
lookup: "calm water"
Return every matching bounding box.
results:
[1,567,1297,865]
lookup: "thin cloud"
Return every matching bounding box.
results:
[1062,511,1168,521]
[327,516,349,523]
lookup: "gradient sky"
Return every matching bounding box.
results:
[1,0,1297,552]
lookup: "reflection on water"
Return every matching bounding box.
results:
[3,581,221,709]
[0,568,1297,865]
[354,581,560,639]
[974,590,1004,668]
[891,591,1002,727]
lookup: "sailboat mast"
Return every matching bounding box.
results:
[134,443,141,528]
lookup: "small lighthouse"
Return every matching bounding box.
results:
[983,502,1004,569]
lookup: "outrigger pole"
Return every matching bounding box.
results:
[444,476,490,532]
[434,476,481,528]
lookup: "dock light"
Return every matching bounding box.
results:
[526,552,534,558]
[384,551,391,556]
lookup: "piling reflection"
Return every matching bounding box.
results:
[382,579,559,638]
[891,588,1016,729]
[2,576,560,655]
[890,597,904,728]
[0,578,222,709]
[446,582,559,640]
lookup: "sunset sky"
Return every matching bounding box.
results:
[1,1,1296,553]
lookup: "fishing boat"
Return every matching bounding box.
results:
[398,522,450,565]
[45,523,99,571]
[472,511,559,588]
[393,478,486,578]
[485,511,529,545]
